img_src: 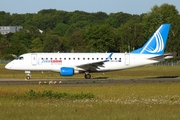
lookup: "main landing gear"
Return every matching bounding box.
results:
[84,72,91,79]
[25,71,31,80]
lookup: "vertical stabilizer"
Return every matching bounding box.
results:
[130,24,170,55]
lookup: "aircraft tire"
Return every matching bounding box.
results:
[85,74,91,79]
[26,76,30,80]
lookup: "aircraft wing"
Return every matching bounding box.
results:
[76,53,113,71]
[148,53,174,60]
[77,61,105,71]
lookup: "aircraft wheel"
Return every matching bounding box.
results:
[26,76,31,80]
[85,74,91,79]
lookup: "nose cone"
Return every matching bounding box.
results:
[5,62,12,69]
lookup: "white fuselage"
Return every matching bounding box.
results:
[5,53,162,73]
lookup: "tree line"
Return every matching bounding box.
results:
[0,3,180,60]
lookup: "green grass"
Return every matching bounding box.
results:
[1,64,180,79]
[0,84,180,120]
[1,64,180,119]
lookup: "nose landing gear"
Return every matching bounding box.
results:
[25,71,31,80]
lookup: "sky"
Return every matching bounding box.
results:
[0,0,180,15]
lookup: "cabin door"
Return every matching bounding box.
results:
[31,53,37,66]
[125,54,130,66]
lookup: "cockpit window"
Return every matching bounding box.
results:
[16,56,24,60]
[19,57,24,60]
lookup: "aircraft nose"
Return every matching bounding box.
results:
[5,62,12,69]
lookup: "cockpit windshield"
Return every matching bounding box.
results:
[16,56,24,60]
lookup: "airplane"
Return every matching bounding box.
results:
[5,24,173,80]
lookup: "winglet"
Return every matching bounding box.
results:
[130,24,170,55]
[105,53,113,62]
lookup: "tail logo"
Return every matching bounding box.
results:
[141,28,164,54]
[130,24,170,54]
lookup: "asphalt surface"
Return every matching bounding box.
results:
[0,78,180,86]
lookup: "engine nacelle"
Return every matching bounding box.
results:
[60,67,74,76]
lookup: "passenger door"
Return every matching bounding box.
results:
[31,53,37,66]
[125,54,130,66]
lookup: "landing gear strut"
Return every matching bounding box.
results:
[84,72,91,79]
[25,71,31,80]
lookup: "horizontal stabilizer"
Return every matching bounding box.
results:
[148,53,174,60]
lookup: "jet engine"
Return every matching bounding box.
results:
[60,67,74,76]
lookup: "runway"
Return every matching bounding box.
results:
[0,78,180,85]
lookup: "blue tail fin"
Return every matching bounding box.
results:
[130,24,170,55]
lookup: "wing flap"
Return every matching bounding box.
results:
[77,61,105,71]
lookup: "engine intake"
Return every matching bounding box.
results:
[60,67,74,76]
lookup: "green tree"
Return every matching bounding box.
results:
[143,4,180,54]
[31,38,43,52]
[65,21,91,36]
[92,12,108,21]
[0,37,9,57]
[23,13,35,26]
[11,29,31,50]
[33,9,58,30]
[84,24,115,52]
[166,16,180,54]
[43,35,63,52]
[23,25,41,39]
[11,14,25,25]
[116,23,145,52]
[0,11,12,25]
[105,12,133,28]
[66,30,86,52]
[68,10,97,25]
[9,39,28,56]
[143,4,179,37]
[53,23,69,36]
